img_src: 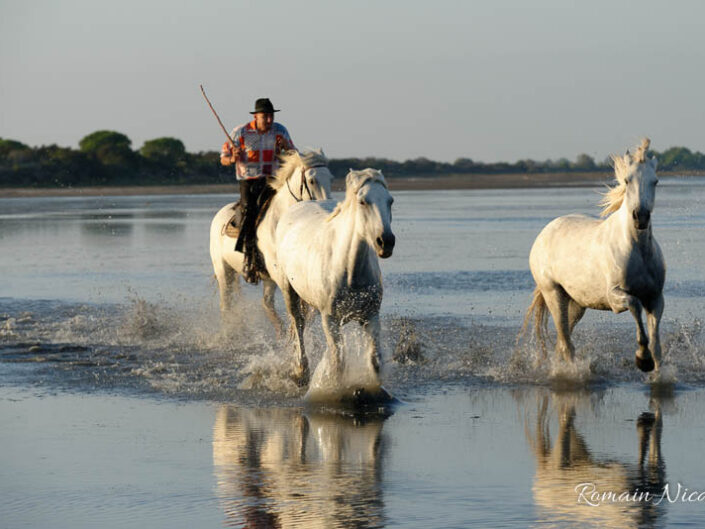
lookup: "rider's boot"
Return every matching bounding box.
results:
[242,244,259,285]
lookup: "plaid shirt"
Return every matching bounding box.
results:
[221,121,295,180]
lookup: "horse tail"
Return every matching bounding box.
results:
[519,287,549,357]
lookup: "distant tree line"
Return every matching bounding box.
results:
[0,131,224,188]
[1,131,704,188]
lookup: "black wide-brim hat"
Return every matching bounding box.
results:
[250,98,280,114]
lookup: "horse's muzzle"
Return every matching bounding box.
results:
[632,208,651,230]
[376,233,395,258]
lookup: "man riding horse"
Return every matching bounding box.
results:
[220,98,295,283]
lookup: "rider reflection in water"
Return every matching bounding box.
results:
[220,98,295,284]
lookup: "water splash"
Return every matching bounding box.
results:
[304,326,390,408]
[238,351,303,397]
[3,296,705,402]
[547,357,594,388]
[662,318,705,375]
[648,364,678,386]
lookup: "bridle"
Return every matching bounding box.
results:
[286,165,327,202]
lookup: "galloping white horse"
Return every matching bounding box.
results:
[525,139,665,372]
[271,169,395,385]
[209,150,333,332]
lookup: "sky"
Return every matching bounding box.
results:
[1,0,704,163]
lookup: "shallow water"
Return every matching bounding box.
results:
[3,385,705,528]
[1,179,705,527]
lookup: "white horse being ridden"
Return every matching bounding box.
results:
[271,169,395,386]
[525,139,665,372]
[209,150,332,333]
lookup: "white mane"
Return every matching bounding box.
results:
[600,138,651,217]
[327,169,387,221]
[269,148,329,191]
[298,148,328,170]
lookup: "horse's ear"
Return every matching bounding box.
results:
[650,156,658,170]
[346,169,363,190]
[624,149,632,164]
[635,138,650,163]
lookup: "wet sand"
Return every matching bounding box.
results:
[2,172,702,198]
[0,172,612,198]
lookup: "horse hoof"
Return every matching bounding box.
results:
[637,411,656,428]
[635,354,655,373]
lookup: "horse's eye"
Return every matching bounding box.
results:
[359,199,367,206]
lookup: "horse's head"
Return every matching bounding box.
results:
[347,169,395,258]
[603,138,659,231]
[272,149,333,201]
[301,165,333,201]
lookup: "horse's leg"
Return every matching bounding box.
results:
[650,406,663,469]
[293,412,310,462]
[230,268,241,300]
[644,294,664,371]
[607,286,652,372]
[568,300,586,333]
[321,312,344,374]
[215,262,237,314]
[361,313,382,375]
[302,300,316,325]
[636,405,663,477]
[556,402,578,463]
[261,279,284,339]
[282,285,309,386]
[542,284,575,363]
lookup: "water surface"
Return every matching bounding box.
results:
[2,179,705,527]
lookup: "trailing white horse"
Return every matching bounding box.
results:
[209,149,333,333]
[271,169,395,386]
[524,139,665,372]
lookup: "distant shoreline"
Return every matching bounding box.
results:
[0,171,701,198]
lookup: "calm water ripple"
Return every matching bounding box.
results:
[2,182,705,527]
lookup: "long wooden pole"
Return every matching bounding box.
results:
[200,84,237,150]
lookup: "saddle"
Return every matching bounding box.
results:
[221,186,276,239]
[222,203,244,238]
[222,186,277,284]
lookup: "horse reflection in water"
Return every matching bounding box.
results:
[524,391,667,528]
[212,407,387,528]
